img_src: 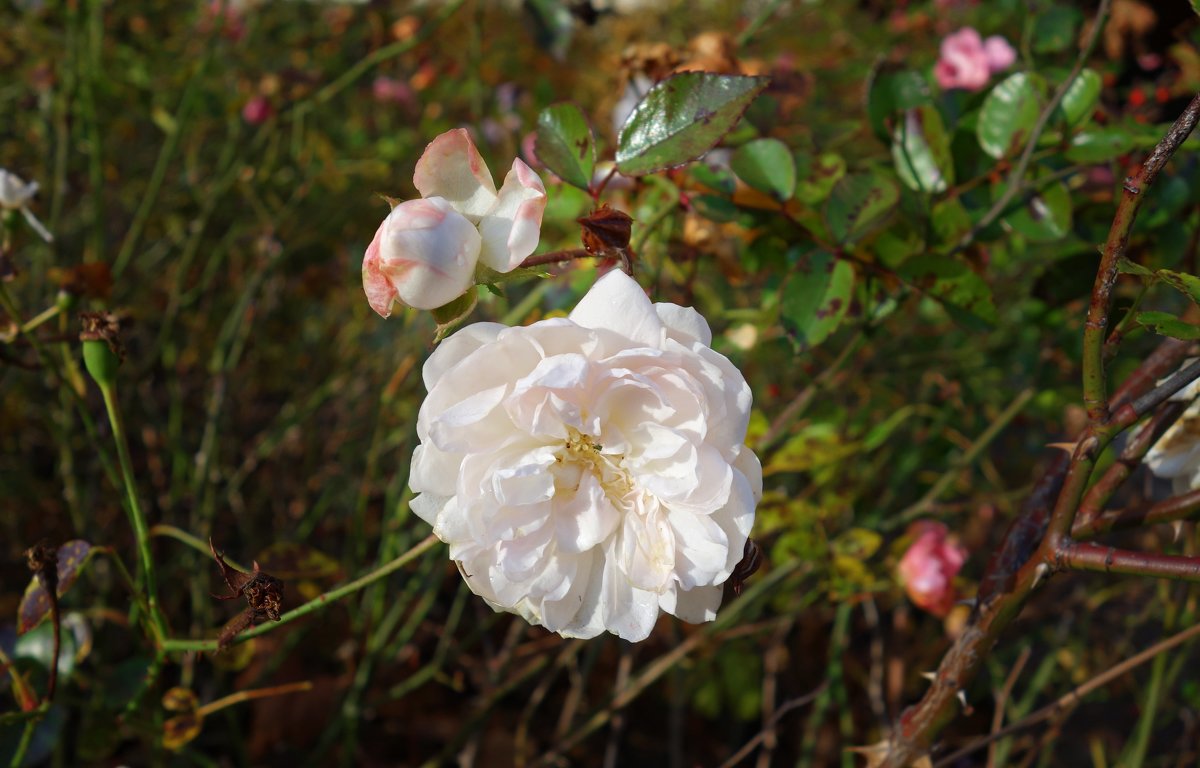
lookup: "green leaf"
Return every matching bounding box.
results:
[534,103,595,190]
[1064,126,1133,163]
[1137,311,1200,340]
[867,67,931,141]
[730,138,796,201]
[781,249,854,350]
[930,198,972,246]
[616,73,769,176]
[1156,269,1200,305]
[824,172,900,244]
[1032,5,1083,53]
[1057,69,1101,127]
[978,73,1041,159]
[892,106,953,193]
[1116,257,1155,277]
[431,290,478,342]
[690,163,737,195]
[1001,179,1073,242]
[18,540,97,635]
[899,255,997,327]
[690,194,740,223]
[795,152,846,204]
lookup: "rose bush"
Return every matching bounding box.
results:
[363,128,546,315]
[1144,376,1200,493]
[408,270,761,641]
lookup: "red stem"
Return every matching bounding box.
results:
[1059,542,1200,582]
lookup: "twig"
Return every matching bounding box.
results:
[161,534,438,653]
[1076,487,1200,539]
[716,683,828,768]
[1058,542,1200,582]
[935,621,1200,766]
[987,646,1031,768]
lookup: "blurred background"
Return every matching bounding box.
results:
[3,0,1200,765]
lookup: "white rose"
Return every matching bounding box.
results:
[363,129,546,316]
[1145,370,1200,493]
[409,270,762,641]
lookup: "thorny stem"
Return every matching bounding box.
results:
[1075,486,1200,539]
[161,533,438,653]
[880,91,1200,767]
[98,380,168,647]
[1083,92,1200,423]
[1058,542,1200,582]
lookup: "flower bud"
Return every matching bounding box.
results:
[362,197,481,315]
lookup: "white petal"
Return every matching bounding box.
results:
[659,584,722,624]
[655,302,712,346]
[371,197,482,311]
[568,270,664,348]
[412,128,498,220]
[409,442,460,496]
[423,322,506,391]
[554,473,620,553]
[409,492,449,526]
[478,159,547,272]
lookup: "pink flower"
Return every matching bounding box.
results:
[934,28,1016,92]
[897,521,967,617]
[241,95,273,125]
[362,129,547,316]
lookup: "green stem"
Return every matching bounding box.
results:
[98,381,168,646]
[9,716,39,768]
[162,534,440,653]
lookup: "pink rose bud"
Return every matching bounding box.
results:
[934,27,1015,92]
[362,197,481,315]
[241,95,274,125]
[897,521,967,617]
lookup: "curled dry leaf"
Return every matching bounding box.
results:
[18,540,95,635]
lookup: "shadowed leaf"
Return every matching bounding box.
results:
[18,540,96,635]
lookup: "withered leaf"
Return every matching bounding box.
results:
[18,540,96,635]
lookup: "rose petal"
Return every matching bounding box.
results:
[478,159,547,273]
[655,302,713,346]
[369,197,482,311]
[413,128,498,220]
[568,270,664,348]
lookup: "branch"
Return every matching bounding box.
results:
[1058,542,1200,582]
[1075,487,1200,539]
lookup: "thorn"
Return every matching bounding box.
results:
[1031,562,1050,590]
[955,597,977,610]
[1171,521,1184,543]
[957,688,973,715]
[1046,441,1078,454]
[920,671,937,683]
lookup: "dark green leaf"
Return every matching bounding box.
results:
[781,249,854,349]
[795,152,846,204]
[616,73,769,176]
[899,255,997,327]
[1032,6,1083,53]
[431,290,478,342]
[18,540,97,635]
[1064,127,1133,163]
[978,73,1041,159]
[867,67,931,142]
[690,194,740,223]
[1137,311,1200,340]
[1002,179,1073,242]
[892,106,953,193]
[534,103,595,190]
[1156,269,1200,305]
[824,172,900,244]
[690,163,737,195]
[1057,69,1101,127]
[730,138,796,201]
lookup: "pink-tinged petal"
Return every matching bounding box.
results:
[983,36,1017,73]
[413,128,498,220]
[369,196,481,311]
[568,270,665,348]
[362,224,399,317]
[897,521,967,617]
[654,302,713,346]
[478,158,547,272]
[935,27,992,91]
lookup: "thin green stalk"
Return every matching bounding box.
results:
[98,380,168,646]
[162,534,440,653]
[9,716,39,768]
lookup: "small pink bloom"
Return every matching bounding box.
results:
[371,76,415,107]
[363,128,547,317]
[934,28,1016,92]
[241,95,273,125]
[897,521,967,617]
